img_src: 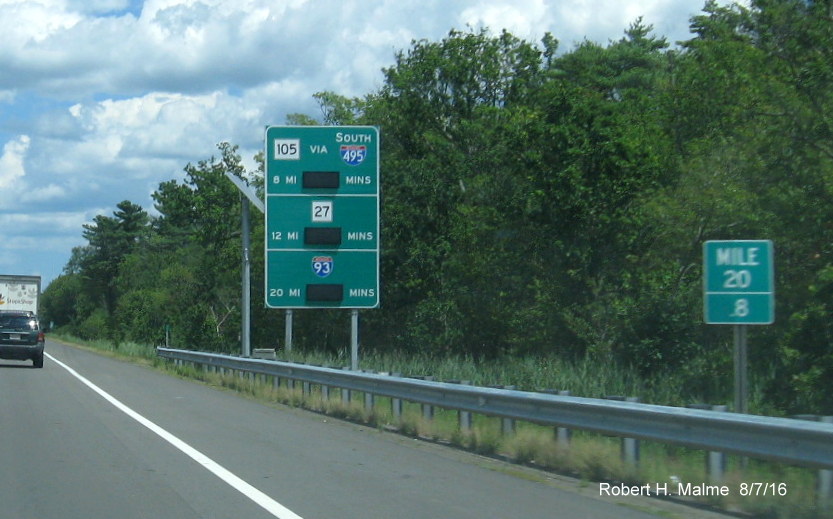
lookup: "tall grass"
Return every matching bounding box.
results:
[53,331,762,410]
[282,348,727,408]
[50,333,157,362]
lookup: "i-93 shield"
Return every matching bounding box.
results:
[312,256,333,278]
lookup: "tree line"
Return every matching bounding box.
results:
[41,0,833,414]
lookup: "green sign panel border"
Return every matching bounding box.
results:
[703,240,774,325]
[264,125,380,309]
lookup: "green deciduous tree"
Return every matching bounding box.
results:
[47,7,833,413]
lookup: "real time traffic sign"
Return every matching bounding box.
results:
[265,126,379,309]
[703,240,774,325]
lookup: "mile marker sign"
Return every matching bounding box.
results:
[703,240,774,325]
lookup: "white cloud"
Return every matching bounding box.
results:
[0,0,724,285]
[22,184,68,203]
[460,0,551,40]
[0,209,93,275]
[0,135,30,193]
[65,91,242,167]
[0,0,82,45]
[0,210,92,233]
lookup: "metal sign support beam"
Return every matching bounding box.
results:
[733,324,748,414]
[241,196,251,358]
[225,172,264,358]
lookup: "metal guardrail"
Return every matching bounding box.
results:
[157,347,833,470]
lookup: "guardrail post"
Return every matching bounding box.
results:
[417,376,434,420]
[321,367,331,402]
[709,405,728,482]
[690,404,728,482]
[390,372,403,421]
[391,397,403,420]
[498,386,517,436]
[606,396,640,467]
[450,381,472,431]
[541,389,573,449]
[820,417,833,511]
[363,371,376,412]
[341,367,352,404]
[551,390,572,448]
[422,403,434,421]
[797,414,833,511]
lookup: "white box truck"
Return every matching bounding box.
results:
[0,275,41,313]
[0,275,44,368]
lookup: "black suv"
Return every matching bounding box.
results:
[0,311,45,368]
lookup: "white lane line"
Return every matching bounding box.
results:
[45,352,303,519]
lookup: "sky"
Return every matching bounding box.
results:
[0,0,738,289]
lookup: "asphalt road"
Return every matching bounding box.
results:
[0,340,724,519]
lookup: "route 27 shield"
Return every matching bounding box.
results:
[312,256,333,278]
[340,145,366,166]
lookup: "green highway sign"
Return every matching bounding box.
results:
[265,126,379,309]
[703,240,774,325]
[266,196,377,250]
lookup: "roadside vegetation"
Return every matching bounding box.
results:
[54,332,823,518]
[42,0,831,430]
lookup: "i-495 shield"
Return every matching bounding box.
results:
[340,145,366,166]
